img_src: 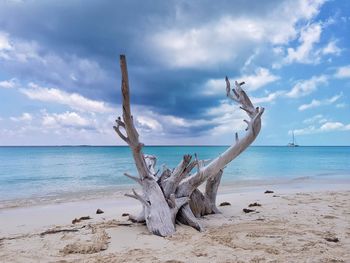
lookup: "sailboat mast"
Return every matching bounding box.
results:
[292,131,294,144]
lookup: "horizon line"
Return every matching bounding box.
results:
[0,145,349,147]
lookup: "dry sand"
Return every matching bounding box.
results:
[0,182,349,263]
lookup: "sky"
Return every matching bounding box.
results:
[0,0,349,146]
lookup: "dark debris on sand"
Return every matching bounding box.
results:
[219,202,231,206]
[72,216,91,224]
[248,202,262,207]
[243,208,256,213]
[325,237,339,243]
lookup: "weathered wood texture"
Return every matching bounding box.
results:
[114,55,264,236]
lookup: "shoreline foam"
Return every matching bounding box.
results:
[1,176,349,209]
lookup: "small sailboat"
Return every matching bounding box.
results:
[288,131,299,147]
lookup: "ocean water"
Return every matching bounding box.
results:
[0,146,349,202]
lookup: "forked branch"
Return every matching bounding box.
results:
[114,54,264,236]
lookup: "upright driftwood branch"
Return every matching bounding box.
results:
[116,55,177,236]
[114,55,264,236]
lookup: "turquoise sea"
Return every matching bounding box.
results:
[0,146,349,202]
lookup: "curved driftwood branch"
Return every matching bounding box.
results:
[176,79,264,198]
[114,55,264,236]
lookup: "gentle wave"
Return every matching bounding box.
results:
[0,146,349,202]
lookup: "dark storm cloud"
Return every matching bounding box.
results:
[0,0,280,58]
[0,0,248,114]
[0,0,315,137]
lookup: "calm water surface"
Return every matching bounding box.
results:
[0,146,349,201]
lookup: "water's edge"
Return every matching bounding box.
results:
[1,146,349,207]
[1,176,350,210]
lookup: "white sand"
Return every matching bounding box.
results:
[1,181,349,262]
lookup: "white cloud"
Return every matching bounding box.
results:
[0,31,12,52]
[161,115,184,127]
[251,90,285,104]
[0,31,43,62]
[335,103,347,108]
[134,109,208,132]
[42,111,94,129]
[2,98,251,145]
[0,78,16,89]
[334,65,350,79]
[0,109,118,145]
[298,100,320,111]
[20,83,113,113]
[136,115,163,133]
[205,100,247,135]
[203,68,279,96]
[131,98,248,138]
[319,122,346,132]
[0,31,110,90]
[203,79,226,96]
[132,83,260,138]
[322,40,341,56]
[151,16,270,68]
[10,112,32,122]
[303,114,323,124]
[292,126,317,135]
[286,75,328,98]
[150,0,325,68]
[298,93,342,111]
[237,68,279,91]
[318,118,328,124]
[285,23,322,64]
[319,119,328,124]
[293,121,350,135]
[295,0,325,20]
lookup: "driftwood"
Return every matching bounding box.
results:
[114,55,264,236]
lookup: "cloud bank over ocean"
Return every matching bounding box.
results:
[0,0,349,145]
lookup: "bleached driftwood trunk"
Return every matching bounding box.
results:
[114,55,264,236]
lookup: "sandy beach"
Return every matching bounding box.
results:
[1,181,349,263]
[1,0,350,262]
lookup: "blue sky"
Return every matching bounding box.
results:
[0,0,349,146]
